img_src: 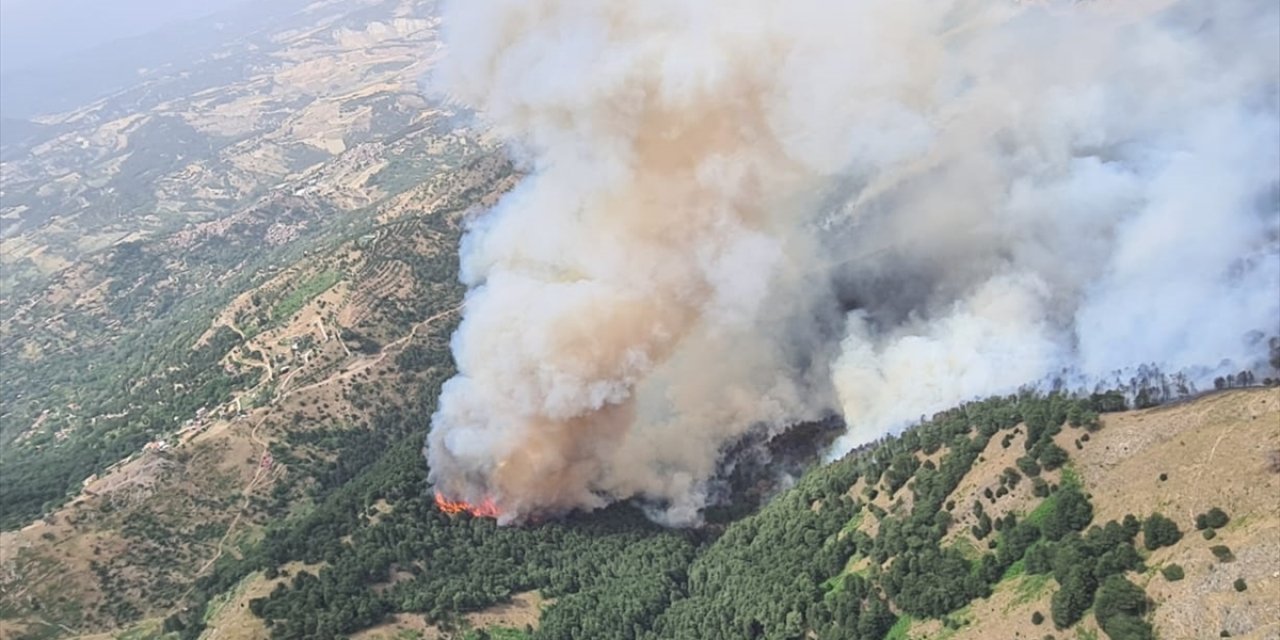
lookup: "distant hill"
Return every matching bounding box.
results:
[0,117,49,160]
[0,0,248,74]
[0,0,311,118]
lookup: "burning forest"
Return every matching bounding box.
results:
[434,491,501,519]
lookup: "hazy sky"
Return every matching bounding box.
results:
[0,0,247,73]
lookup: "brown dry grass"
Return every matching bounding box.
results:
[0,418,271,636]
[0,212,473,637]
[943,427,1063,547]
[911,387,1280,639]
[201,562,326,640]
[1074,388,1280,639]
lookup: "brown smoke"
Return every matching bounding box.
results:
[426,0,1280,524]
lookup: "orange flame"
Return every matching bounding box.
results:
[435,491,500,518]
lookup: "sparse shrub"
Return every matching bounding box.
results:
[1050,567,1094,629]
[1233,577,1247,592]
[1161,564,1185,581]
[1122,514,1142,537]
[1099,614,1156,640]
[1211,545,1235,562]
[1025,543,1053,574]
[1205,507,1230,529]
[1032,611,1045,625]
[973,512,993,539]
[1203,528,1217,540]
[1095,575,1154,640]
[1143,513,1182,550]
[1158,472,1168,482]
[1039,443,1069,471]
[1017,456,1042,477]
[1042,484,1094,541]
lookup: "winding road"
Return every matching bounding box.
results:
[184,304,462,590]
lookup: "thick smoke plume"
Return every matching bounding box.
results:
[426,0,1280,525]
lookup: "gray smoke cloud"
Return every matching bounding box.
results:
[425,0,1280,525]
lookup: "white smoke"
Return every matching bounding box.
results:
[426,0,1280,524]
